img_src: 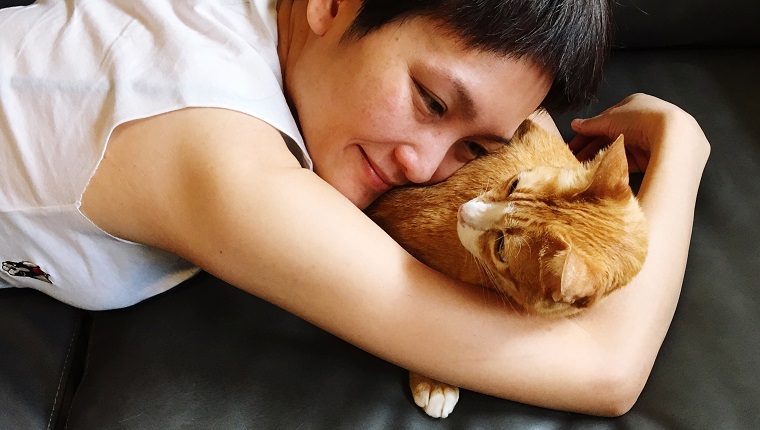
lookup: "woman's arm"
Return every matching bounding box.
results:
[563,94,711,413]
[82,98,709,417]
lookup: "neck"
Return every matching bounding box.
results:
[276,0,309,86]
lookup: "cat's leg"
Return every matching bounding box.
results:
[409,371,460,418]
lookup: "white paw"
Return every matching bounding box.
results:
[409,372,460,418]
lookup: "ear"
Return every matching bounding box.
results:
[540,238,598,307]
[306,0,344,37]
[585,135,630,199]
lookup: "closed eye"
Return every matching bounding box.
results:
[414,81,446,117]
[465,141,488,158]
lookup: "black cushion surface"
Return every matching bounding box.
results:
[0,289,86,430]
[611,0,760,48]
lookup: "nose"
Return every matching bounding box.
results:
[393,135,455,184]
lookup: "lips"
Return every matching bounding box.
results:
[359,147,394,195]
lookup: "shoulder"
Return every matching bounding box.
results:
[109,107,303,182]
[164,108,302,169]
[81,108,304,249]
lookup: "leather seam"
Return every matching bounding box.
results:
[63,316,93,430]
[47,317,80,430]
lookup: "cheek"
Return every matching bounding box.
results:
[426,148,468,185]
[361,82,415,140]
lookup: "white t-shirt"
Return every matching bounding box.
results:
[0,0,311,309]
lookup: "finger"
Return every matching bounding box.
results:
[625,146,649,173]
[575,136,610,162]
[571,117,609,138]
[567,133,595,152]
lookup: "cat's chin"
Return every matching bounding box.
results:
[531,301,586,318]
[486,274,593,318]
[490,289,587,318]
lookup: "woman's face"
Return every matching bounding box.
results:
[286,3,552,209]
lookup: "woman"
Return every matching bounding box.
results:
[0,0,710,416]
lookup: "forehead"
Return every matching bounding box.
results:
[388,18,553,130]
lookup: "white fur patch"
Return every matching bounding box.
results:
[459,199,512,230]
[411,375,460,419]
[457,198,515,256]
[457,221,482,256]
[557,169,579,190]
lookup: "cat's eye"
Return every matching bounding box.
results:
[414,81,446,117]
[494,234,505,260]
[507,178,520,195]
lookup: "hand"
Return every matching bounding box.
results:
[568,93,709,173]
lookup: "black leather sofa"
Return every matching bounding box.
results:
[2,1,759,429]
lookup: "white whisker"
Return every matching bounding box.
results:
[479,178,492,197]
[469,251,522,313]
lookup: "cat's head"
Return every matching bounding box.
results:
[457,136,648,317]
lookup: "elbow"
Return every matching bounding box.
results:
[593,379,641,417]
[584,361,648,417]
[528,353,650,416]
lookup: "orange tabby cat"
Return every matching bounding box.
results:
[365,119,648,418]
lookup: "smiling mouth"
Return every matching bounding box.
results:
[359,147,393,194]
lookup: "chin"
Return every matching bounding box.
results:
[354,193,378,210]
[336,182,377,210]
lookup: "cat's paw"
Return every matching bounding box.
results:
[409,372,460,418]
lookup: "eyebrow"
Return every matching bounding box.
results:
[452,78,477,121]
[481,133,512,145]
[450,78,512,146]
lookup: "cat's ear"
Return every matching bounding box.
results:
[585,135,630,200]
[541,238,598,307]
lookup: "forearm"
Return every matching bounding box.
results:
[563,112,711,412]
[176,160,682,416]
[160,108,709,417]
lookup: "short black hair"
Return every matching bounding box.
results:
[346,0,614,113]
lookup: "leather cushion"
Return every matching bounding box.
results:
[612,0,760,48]
[0,289,86,430]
